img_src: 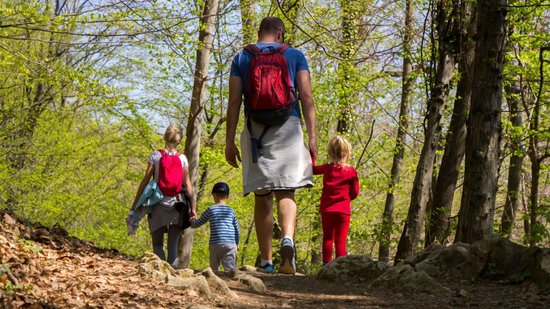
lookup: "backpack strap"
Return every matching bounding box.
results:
[247,117,270,164]
[244,44,261,55]
[244,43,289,55]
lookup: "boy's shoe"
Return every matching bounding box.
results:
[279,238,296,275]
[257,263,274,273]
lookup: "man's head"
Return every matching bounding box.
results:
[258,16,285,43]
[212,182,230,201]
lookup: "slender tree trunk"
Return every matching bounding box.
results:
[526,47,549,247]
[426,1,476,245]
[378,0,414,263]
[179,0,220,268]
[424,147,441,247]
[336,0,360,134]
[499,82,524,238]
[455,0,507,244]
[184,0,220,188]
[395,0,458,262]
[528,158,540,247]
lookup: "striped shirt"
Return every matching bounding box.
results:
[191,204,240,245]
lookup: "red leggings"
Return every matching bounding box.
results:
[321,212,350,263]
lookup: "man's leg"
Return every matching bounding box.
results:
[254,192,274,263]
[274,190,296,239]
[274,190,297,274]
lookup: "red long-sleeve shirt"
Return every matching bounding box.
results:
[312,163,360,214]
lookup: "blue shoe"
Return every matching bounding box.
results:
[279,238,296,275]
[257,263,274,273]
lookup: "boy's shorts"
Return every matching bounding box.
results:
[209,243,237,271]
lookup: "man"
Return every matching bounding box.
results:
[225,16,317,274]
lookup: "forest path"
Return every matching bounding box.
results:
[1,211,548,308]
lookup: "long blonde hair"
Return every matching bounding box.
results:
[164,124,184,147]
[327,135,352,165]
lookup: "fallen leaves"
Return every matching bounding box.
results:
[0,210,206,308]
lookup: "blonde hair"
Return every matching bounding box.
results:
[327,135,352,164]
[164,124,184,147]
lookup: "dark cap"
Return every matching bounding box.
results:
[212,182,230,195]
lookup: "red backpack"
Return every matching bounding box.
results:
[157,150,183,196]
[244,44,297,126]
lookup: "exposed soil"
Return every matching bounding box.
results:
[1,210,548,308]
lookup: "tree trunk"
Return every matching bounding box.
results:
[179,0,220,268]
[455,0,507,244]
[526,47,549,247]
[528,158,540,247]
[184,0,220,188]
[424,147,441,247]
[499,81,524,238]
[395,0,458,262]
[426,1,477,245]
[378,0,414,263]
[336,0,361,134]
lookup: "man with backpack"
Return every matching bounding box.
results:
[225,16,317,274]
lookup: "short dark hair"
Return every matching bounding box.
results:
[259,16,285,35]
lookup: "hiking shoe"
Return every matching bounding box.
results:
[257,263,274,273]
[279,238,296,275]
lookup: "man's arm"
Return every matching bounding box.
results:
[296,70,317,162]
[225,76,243,168]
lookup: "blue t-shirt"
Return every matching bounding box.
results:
[230,43,310,118]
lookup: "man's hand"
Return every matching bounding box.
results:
[308,138,318,165]
[225,142,241,168]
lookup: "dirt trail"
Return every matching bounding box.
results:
[1,211,548,308]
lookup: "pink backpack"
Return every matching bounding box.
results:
[157,150,183,196]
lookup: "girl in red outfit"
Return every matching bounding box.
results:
[313,136,360,264]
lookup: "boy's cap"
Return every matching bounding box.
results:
[212,182,230,195]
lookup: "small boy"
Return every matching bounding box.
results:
[191,182,240,272]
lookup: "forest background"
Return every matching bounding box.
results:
[0,0,548,272]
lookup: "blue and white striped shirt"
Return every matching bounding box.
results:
[191,204,240,245]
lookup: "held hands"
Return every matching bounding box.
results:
[308,138,318,165]
[225,142,241,168]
